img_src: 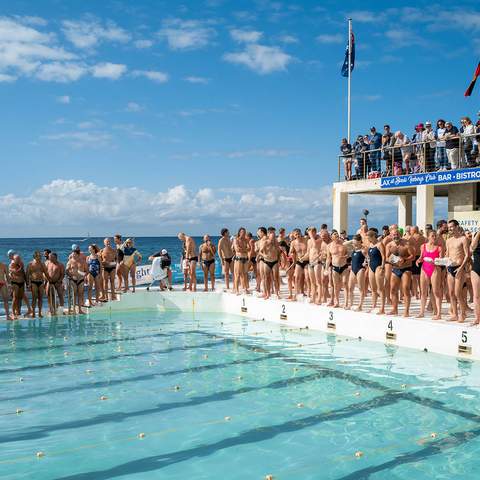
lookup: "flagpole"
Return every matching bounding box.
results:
[347,18,352,143]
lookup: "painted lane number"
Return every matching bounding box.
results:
[280,304,287,320]
[385,320,396,341]
[327,311,335,330]
[461,331,468,344]
[241,298,247,313]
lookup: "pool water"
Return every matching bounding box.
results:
[2,311,480,479]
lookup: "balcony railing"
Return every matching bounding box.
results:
[337,132,480,182]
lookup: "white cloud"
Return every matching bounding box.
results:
[230,29,263,43]
[0,17,127,83]
[13,15,48,27]
[316,33,343,44]
[0,179,412,235]
[41,131,111,148]
[134,39,153,49]
[223,44,293,74]
[36,62,87,82]
[278,34,299,44]
[56,95,71,104]
[157,19,214,50]
[184,75,209,84]
[132,69,168,83]
[385,28,425,47]
[125,101,144,112]
[113,123,153,138]
[347,11,377,23]
[62,19,130,49]
[0,72,16,82]
[91,62,127,79]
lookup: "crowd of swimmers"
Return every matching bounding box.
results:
[178,220,480,325]
[0,235,172,320]
[2,224,479,326]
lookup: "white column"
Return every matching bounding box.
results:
[416,185,434,231]
[398,194,412,229]
[333,187,348,233]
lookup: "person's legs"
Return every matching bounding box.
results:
[87,276,94,306]
[308,266,316,303]
[417,271,429,318]
[447,272,457,321]
[0,286,10,320]
[223,262,230,290]
[202,263,209,291]
[331,272,341,307]
[314,264,322,305]
[388,274,400,315]
[293,265,303,300]
[37,284,44,317]
[30,283,39,318]
[471,271,480,325]
[401,272,412,317]
[129,265,137,293]
[355,269,366,311]
[108,270,116,300]
[455,270,467,322]
[346,271,355,309]
[209,262,215,291]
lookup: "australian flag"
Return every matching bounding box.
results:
[341,31,355,77]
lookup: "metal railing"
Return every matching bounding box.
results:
[337,131,480,182]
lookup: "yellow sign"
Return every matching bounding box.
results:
[449,211,480,233]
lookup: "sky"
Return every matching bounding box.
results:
[0,0,478,237]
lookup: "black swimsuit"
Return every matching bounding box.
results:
[31,280,44,287]
[473,243,480,277]
[332,264,348,275]
[234,257,248,264]
[296,260,309,269]
[351,250,365,275]
[368,246,382,273]
[262,259,278,269]
[224,257,233,264]
[203,259,215,268]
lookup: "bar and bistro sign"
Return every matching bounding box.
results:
[380,167,480,189]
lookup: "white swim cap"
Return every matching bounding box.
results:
[161,249,167,254]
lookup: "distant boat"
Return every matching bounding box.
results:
[69,232,91,243]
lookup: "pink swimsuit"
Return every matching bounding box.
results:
[421,245,440,278]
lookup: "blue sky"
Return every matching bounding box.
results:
[0,0,478,236]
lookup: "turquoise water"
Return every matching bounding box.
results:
[2,311,480,479]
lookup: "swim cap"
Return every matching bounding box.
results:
[7,249,15,257]
[161,249,167,254]
[71,244,79,251]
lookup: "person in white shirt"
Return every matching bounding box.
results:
[460,116,475,167]
[435,119,448,170]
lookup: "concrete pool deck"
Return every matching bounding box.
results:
[89,281,480,362]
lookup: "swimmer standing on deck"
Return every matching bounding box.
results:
[178,233,197,292]
[199,235,216,292]
[218,228,234,290]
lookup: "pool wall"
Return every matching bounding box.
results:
[91,289,480,362]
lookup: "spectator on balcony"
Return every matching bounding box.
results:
[382,125,394,175]
[411,123,424,173]
[444,121,460,169]
[435,119,448,170]
[368,127,382,172]
[393,131,411,175]
[353,135,369,179]
[340,138,353,180]
[460,116,475,167]
[473,113,480,164]
[422,121,436,172]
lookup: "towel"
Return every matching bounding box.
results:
[151,257,167,281]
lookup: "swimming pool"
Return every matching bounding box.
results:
[2,310,480,479]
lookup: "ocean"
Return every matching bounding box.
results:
[0,236,222,284]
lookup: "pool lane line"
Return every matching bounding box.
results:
[199,330,480,424]
[0,373,387,464]
[0,353,281,403]
[0,339,228,376]
[50,394,403,480]
[0,329,203,356]
[0,366,361,446]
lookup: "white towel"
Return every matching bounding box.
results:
[151,257,167,281]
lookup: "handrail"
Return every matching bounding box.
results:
[337,131,479,182]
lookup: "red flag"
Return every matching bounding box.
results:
[465,62,480,97]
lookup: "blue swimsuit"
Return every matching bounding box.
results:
[351,250,365,275]
[88,257,101,278]
[368,246,382,273]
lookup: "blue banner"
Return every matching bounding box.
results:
[380,167,480,189]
